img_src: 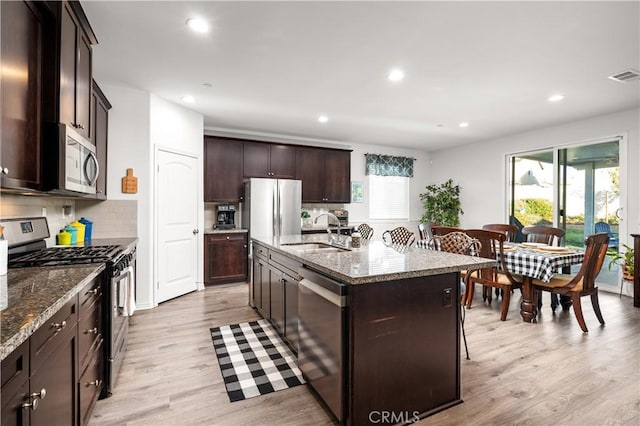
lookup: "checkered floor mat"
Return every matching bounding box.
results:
[210,319,305,402]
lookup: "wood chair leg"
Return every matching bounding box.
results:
[550,294,559,312]
[499,288,510,321]
[571,294,588,332]
[591,292,605,325]
[465,282,475,309]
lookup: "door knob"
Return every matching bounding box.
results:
[193,229,199,235]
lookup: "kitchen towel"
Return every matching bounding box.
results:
[210,319,305,402]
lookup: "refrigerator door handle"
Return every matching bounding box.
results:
[273,180,279,238]
[279,181,283,238]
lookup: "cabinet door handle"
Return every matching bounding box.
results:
[1,167,8,175]
[22,398,39,411]
[31,388,46,400]
[226,236,230,240]
[86,288,99,295]
[52,320,66,331]
[193,229,199,235]
[87,379,101,387]
[85,327,98,334]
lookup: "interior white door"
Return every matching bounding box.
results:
[156,149,199,303]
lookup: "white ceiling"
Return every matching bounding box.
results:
[82,1,640,151]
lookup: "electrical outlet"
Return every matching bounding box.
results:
[442,288,453,307]
[41,207,47,217]
[62,205,72,218]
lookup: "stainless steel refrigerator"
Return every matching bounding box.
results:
[242,178,302,240]
[243,178,301,307]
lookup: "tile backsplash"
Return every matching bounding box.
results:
[0,194,77,246]
[75,200,137,239]
[0,194,137,246]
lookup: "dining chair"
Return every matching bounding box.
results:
[532,233,610,332]
[357,223,374,240]
[594,221,619,249]
[427,231,480,360]
[382,226,416,247]
[464,229,523,321]
[430,225,461,237]
[418,223,428,240]
[522,225,565,246]
[482,224,518,242]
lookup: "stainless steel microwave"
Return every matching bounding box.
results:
[58,124,99,194]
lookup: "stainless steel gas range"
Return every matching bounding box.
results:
[2,216,137,398]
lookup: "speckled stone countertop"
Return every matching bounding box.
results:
[204,228,248,234]
[251,234,497,285]
[0,264,105,361]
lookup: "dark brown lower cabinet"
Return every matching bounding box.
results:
[204,233,248,285]
[1,340,30,426]
[78,344,103,426]
[1,274,105,426]
[347,274,460,425]
[282,272,299,351]
[29,322,78,426]
[269,266,285,332]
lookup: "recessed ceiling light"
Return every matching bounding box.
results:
[548,94,564,102]
[186,18,209,33]
[318,115,329,123]
[458,122,469,128]
[388,69,405,82]
[182,95,195,103]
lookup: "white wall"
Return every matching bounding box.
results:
[149,94,205,291]
[428,108,639,244]
[99,85,203,309]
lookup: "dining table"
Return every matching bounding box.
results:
[500,242,585,322]
[416,239,586,322]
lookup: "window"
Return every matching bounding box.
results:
[369,175,410,220]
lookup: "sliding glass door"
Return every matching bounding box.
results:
[509,139,623,289]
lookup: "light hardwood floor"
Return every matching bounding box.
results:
[90,283,640,426]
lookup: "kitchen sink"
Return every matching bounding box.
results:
[282,242,350,253]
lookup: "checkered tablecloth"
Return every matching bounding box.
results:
[416,240,585,283]
[500,248,584,282]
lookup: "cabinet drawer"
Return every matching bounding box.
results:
[269,251,301,277]
[78,298,102,370]
[79,276,102,311]
[30,296,78,374]
[1,339,29,391]
[253,243,268,260]
[78,343,103,426]
[207,233,246,243]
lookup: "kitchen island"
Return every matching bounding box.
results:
[251,234,495,425]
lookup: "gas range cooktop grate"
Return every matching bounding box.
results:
[10,245,123,267]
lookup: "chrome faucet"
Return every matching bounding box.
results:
[314,213,343,244]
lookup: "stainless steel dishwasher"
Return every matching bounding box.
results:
[298,267,348,423]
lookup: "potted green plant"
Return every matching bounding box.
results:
[419,179,464,227]
[301,210,312,228]
[608,244,635,281]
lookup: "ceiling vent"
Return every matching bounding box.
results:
[608,69,640,83]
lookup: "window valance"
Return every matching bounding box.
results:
[365,154,414,177]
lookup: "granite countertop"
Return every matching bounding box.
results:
[0,264,105,361]
[204,228,248,234]
[82,237,138,248]
[252,234,496,285]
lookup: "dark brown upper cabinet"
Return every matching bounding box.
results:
[204,136,244,202]
[91,80,111,199]
[243,141,295,179]
[0,1,45,191]
[58,1,96,140]
[295,147,351,203]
